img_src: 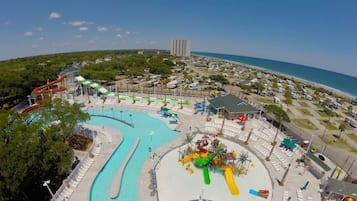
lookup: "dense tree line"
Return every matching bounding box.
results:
[79,54,174,81]
[0,50,173,103]
[0,98,89,201]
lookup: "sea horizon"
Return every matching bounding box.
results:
[193,51,357,98]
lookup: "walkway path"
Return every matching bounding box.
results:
[65,97,328,201]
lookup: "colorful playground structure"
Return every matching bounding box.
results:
[178,136,261,196]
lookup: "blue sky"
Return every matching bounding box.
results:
[1,0,357,77]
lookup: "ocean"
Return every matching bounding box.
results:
[193,52,357,97]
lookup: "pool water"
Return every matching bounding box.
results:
[87,108,179,201]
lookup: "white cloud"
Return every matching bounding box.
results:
[4,20,11,25]
[24,31,33,36]
[115,34,122,38]
[69,21,87,26]
[75,34,82,38]
[36,26,43,31]
[49,12,61,20]
[125,31,131,35]
[89,39,95,44]
[38,37,44,41]
[31,44,38,48]
[97,26,109,32]
[79,27,88,31]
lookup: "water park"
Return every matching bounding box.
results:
[16,73,357,201]
[156,134,272,201]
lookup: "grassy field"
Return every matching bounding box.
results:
[347,133,357,143]
[320,134,357,153]
[256,98,273,104]
[299,108,313,116]
[317,110,329,117]
[337,120,354,130]
[336,137,357,153]
[298,101,309,107]
[319,119,338,130]
[292,119,318,130]
[320,134,336,144]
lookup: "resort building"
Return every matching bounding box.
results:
[322,178,357,200]
[208,94,259,120]
[170,39,191,57]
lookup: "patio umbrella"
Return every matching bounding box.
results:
[161,107,170,112]
[310,144,319,152]
[237,115,247,122]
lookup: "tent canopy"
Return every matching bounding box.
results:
[282,138,297,149]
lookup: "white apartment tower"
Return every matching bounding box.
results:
[170,39,191,57]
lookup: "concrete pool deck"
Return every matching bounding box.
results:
[67,97,324,201]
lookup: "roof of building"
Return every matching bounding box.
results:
[325,178,357,199]
[208,94,258,113]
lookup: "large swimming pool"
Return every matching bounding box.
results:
[86,108,179,201]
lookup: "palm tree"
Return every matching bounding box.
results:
[252,82,265,95]
[347,105,353,113]
[163,94,167,106]
[265,142,277,161]
[184,133,195,152]
[265,104,290,145]
[147,93,151,105]
[219,107,226,135]
[237,151,251,169]
[210,145,227,166]
[337,122,347,138]
[244,128,254,145]
[206,104,212,122]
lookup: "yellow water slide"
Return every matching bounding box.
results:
[224,167,240,195]
[180,153,199,164]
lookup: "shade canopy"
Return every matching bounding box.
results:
[282,138,297,149]
[75,75,115,96]
[237,115,247,122]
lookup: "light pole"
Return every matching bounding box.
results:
[306,134,314,153]
[199,188,205,201]
[278,163,291,186]
[129,114,133,125]
[345,159,356,180]
[43,180,54,198]
[321,115,331,141]
[149,130,154,154]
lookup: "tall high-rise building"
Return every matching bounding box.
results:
[170,39,191,57]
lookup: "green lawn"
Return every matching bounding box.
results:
[320,134,335,144]
[317,110,329,117]
[298,101,309,107]
[256,98,273,104]
[292,119,318,130]
[337,120,354,130]
[336,137,357,153]
[299,108,313,116]
[320,134,357,153]
[319,119,338,130]
[347,133,357,143]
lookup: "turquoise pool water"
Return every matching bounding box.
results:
[87,108,179,201]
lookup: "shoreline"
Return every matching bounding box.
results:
[193,54,356,100]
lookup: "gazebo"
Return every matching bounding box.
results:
[207,94,258,120]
